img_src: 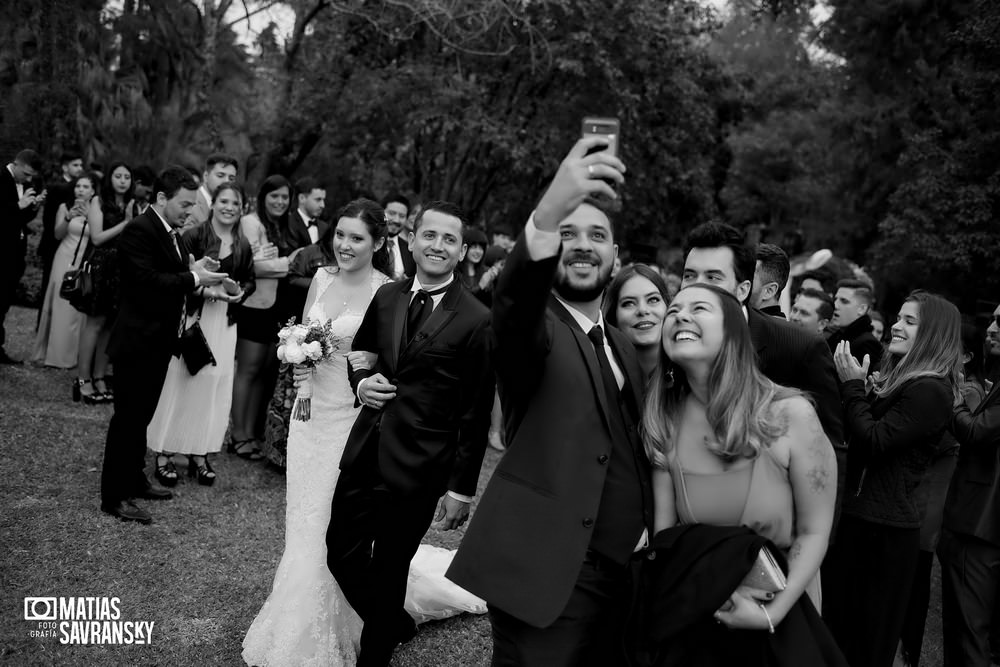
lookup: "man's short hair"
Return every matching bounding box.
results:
[154,165,199,201]
[60,151,82,165]
[15,149,43,171]
[836,278,874,307]
[799,288,834,321]
[295,176,323,198]
[756,243,790,291]
[205,153,238,173]
[684,221,756,285]
[414,200,467,239]
[382,192,410,211]
[133,165,156,186]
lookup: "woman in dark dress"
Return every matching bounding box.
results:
[260,217,339,468]
[75,161,134,404]
[825,290,962,667]
[231,176,304,460]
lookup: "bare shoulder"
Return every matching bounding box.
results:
[771,395,821,429]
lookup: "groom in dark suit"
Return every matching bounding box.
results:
[100,166,230,524]
[448,138,652,666]
[326,201,494,667]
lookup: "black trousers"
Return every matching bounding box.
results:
[938,528,1000,667]
[0,246,26,349]
[325,447,438,667]
[899,549,935,667]
[489,550,637,667]
[100,349,171,506]
[823,515,920,667]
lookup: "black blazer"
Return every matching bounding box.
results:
[748,307,843,444]
[400,236,416,277]
[39,177,75,259]
[943,382,1000,546]
[287,209,330,249]
[448,235,653,629]
[827,315,883,370]
[0,166,38,257]
[107,211,196,359]
[342,278,494,498]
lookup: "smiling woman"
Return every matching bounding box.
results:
[603,263,669,378]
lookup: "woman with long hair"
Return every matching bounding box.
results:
[455,227,488,297]
[825,290,962,667]
[231,175,304,460]
[33,173,99,369]
[146,183,255,486]
[604,263,670,378]
[642,284,835,648]
[76,161,135,403]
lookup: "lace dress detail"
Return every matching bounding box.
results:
[243,269,388,666]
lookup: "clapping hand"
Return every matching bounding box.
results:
[534,136,626,230]
[202,284,243,303]
[190,254,227,286]
[833,340,870,383]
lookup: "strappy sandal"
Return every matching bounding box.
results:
[189,455,217,486]
[155,454,179,487]
[229,439,264,461]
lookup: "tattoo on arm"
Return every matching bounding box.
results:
[788,541,803,563]
[806,466,829,494]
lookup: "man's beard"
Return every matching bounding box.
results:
[553,264,612,303]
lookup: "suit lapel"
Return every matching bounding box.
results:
[607,325,643,420]
[400,280,462,361]
[147,213,184,268]
[389,279,413,371]
[747,307,768,360]
[548,295,616,430]
[976,380,1000,415]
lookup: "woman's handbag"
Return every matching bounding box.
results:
[178,300,216,375]
[59,213,94,311]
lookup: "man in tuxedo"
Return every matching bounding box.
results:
[326,201,493,667]
[382,192,415,279]
[189,153,238,226]
[100,166,231,524]
[681,222,845,516]
[287,176,329,246]
[38,152,84,305]
[1,149,46,364]
[448,138,652,666]
[939,302,1000,666]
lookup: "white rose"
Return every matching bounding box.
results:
[276,345,288,362]
[277,328,292,342]
[284,342,307,364]
[292,325,310,341]
[303,340,323,360]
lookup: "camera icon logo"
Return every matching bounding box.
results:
[24,598,57,621]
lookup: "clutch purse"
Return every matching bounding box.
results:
[178,321,216,375]
[740,545,787,593]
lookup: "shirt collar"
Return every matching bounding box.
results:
[553,293,608,334]
[199,185,211,204]
[298,208,312,224]
[150,206,173,234]
[411,274,454,294]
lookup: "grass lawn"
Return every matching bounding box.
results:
[1,302,946,666]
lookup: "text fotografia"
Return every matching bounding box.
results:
[24,597,155,645]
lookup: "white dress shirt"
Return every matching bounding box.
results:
[299,208,319,244]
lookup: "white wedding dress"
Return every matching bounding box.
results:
[242,269,485,667]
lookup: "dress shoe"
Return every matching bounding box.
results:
[102,500,152,524]
[136,483,173,500]
[0,349,22,365]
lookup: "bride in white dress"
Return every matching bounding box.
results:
[242,200,484,667]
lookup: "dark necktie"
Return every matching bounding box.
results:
[587,325,622,409]
[405,284,449,343]
[386,238,397,275]
[169,229,183,262]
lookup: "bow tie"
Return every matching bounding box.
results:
[306,219,316,227]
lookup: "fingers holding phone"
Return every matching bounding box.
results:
[535,132,626,230]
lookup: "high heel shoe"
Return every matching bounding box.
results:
[189,456,216,486]
[93,377,114,403]
[78,379,103,405]
[155,454,179,487]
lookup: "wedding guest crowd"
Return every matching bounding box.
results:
[4,139,1000,667]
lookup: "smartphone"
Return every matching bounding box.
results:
[581,117,620,157]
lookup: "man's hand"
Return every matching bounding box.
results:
[18,188,37,210]
[534,136,626,231]
[189,254,227,286]
[202,284,243,303]
[358,373,396,409]
[347,350,377,371]
[430,494,470,531]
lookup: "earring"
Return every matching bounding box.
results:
[665,365,675,386]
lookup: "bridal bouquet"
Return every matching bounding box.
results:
[277,317,336,421]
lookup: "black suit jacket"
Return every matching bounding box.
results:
[0,167,38,258]
[287,209,329,249]
[827,315,883,370]
[448,235,653,628]
[107,211,195,360]
[342,278,494,498]
[748,307,844,444]
[943,382,1000,546]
